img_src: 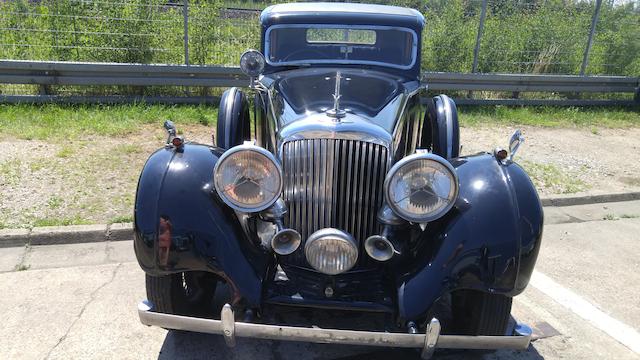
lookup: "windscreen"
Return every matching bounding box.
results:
[266,25,417,69]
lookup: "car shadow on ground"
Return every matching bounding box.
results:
[157,330,544,360]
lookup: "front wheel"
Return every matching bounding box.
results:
[146,272,218,317]
[451,290,513,335]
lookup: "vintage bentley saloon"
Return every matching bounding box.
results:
[135,3,543,358]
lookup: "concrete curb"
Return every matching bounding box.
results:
[539,191,640,207]
[1,191,639,248]
[0,223,133,249]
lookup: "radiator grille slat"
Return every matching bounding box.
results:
[282,139,389,268]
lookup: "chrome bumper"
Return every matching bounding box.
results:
[138,300,532,359]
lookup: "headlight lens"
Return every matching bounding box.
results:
[213,144,282,212]
[239,49,265,78]
[384,153,458,223]
[305,228,358,275]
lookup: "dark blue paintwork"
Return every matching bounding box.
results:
[133,143,270,306]
[134,145,542,318]
[134,2,543,324]
[260,3,424,79]
[397,153,543,321]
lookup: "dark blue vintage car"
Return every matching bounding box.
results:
[135,3,543,358]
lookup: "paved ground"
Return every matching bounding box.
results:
[1,201,639,360]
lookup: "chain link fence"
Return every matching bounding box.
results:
[1,0,638,75]
[0,0,638,99]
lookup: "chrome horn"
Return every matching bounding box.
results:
[260,199,301,256]
[271,227,301,256]
[364,235,399,262]
[364,205,405,262]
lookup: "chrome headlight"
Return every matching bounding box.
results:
[305,228,358,275]
[213,144,282,212]
[384,153,458,223]
[239,49,265,78]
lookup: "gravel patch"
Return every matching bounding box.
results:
[1,124,639,228]
[460,126,640,195]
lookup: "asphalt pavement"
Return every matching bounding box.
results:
[1,200,639,360]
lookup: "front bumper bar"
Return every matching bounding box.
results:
[138,300,532,359]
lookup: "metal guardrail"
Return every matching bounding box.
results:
[425,72,639,93]
[0,60,247,88]
[0,60,638,106]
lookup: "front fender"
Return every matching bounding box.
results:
[133,143,269,306]
[397,153,543,320]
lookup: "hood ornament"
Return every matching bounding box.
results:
[326,72,347,120]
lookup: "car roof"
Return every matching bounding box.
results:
[260,2,425,32]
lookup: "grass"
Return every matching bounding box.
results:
[109,215,133,224]
[0,104,639,143]
[46,196,64,209]
[602,213,638,221]
[31,216,93,228]
[520,160,588,194]
[14,264,30,271]
[459,106,640,128]
[0,159,22,185]
[0,104,219,141]
[55,145,74,158]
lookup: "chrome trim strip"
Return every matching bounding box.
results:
[139,300,532,358]
[277,115,393,156]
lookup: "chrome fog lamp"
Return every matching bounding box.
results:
[239,49,265,78]
[305,228,358,275]
[384,153,458,223]
[214,144,282,212]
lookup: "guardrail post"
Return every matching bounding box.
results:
[472,0,488,73]
[183,0,190,66]
[580,0,602,75]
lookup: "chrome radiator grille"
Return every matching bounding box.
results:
[282,139,389,264]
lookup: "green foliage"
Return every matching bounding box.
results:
[422,0,478,72]
[31,216,92,227]
[0,103,218,140]
[0,0,637,76]
[458,106,640,128]
[109,215,134,224]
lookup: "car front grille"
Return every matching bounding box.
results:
[282,138,389,267]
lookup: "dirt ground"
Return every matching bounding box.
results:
[1,124,639,228]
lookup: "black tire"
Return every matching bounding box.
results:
[216,87,251,149]
[146,272,218,317]
[423,94,460,159]
[451,290,513,336]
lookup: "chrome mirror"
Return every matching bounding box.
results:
[508,129,524,161]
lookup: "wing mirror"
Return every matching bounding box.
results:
[508,129,524,161]
[239,50,265,88]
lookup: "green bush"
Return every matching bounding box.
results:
[0,0,637,77]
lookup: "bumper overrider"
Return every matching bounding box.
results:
[138,301,532,359]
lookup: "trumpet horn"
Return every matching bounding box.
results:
[271,228,301,256]
[364,235,399,262]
